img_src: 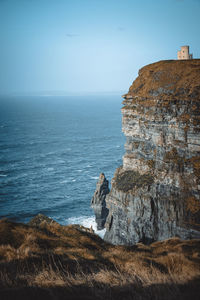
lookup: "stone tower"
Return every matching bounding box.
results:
[177,45,193,60]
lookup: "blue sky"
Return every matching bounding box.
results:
[0,0,200,95]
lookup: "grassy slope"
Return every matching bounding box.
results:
[0,218,200,300]
[128,59,200,101]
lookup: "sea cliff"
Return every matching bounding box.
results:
[92,59,200,245]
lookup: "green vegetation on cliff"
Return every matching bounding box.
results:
[114,170,154,192]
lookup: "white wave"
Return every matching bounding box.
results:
[57,159,65,164]
[66,215,106,239]
[60,178,76,183]
[47,167,54,171]
[0,174,7,177]
[90,176,99,180]
[46,152,55,155]
[77,169,83,172]
[60,180,69,184]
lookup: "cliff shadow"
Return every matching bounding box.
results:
[1,277,200,300]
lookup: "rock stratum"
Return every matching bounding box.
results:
[92,59,200,245]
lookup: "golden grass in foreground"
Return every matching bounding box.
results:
[0,219,200,300]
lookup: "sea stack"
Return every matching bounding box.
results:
[93,59,200,245]
[91,173,109,230]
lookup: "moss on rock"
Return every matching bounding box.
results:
[114,170,154,192]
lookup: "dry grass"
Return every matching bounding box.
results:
[127,59,200,102]
[0,219,200,300]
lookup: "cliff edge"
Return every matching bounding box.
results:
[94,59,200,245]
[1,218,200,299]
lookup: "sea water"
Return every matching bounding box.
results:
[0,95,125,236]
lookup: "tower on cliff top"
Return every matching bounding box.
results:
[177,45,193,60]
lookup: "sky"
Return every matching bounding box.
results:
[0,0,200,95]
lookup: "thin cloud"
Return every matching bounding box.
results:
[65,33,80,38]
[117,27,125,31]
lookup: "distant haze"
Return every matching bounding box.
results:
[0,0,200,96]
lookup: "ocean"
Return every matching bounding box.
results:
[0,95,125,236]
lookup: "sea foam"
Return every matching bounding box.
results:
[66,215,106,239]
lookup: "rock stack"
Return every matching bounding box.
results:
[91,173,109,230]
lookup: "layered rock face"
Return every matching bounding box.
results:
[103,60,200,245]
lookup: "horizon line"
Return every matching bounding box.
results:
[0,90,127,98]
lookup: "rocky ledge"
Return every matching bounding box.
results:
[92,59,200,245]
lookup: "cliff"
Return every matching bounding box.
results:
[93,59,200,245]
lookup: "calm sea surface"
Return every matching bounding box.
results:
[0,95,124,233]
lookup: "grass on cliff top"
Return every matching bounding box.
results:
[0,218,200,300]
[114,170,154,192]
[126,59,200,102]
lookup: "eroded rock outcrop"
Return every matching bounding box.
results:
[91,173,109,230]
[97,60,200,245]
[28,213,57,227]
